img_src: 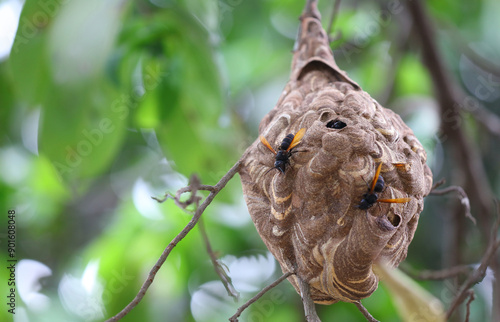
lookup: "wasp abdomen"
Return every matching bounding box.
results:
[280,134,295,150]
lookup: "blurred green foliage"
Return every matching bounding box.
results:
[0,0,499,321]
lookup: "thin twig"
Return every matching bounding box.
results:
[152,176,203,215]
[354,301,380,322]
[430,185,475,224]
[445,214,500,319]
[198,218,239,300]
[442,21,500,77]
[464,290,475,322]
[400,263,472,280]
[152,181,215,205]
[298,276,321,322]
[430,178,446,192]
[465,101,500,140]
[229,271,294,322]
[460,45,500,77]
[105,160,241,322]
[407,0,493,230]
[376,1,413,106]
[175,175,201,208]
[327,0,342,42]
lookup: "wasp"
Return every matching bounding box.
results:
[358,163,411,210]
[260,128,306,175]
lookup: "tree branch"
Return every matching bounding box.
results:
[464,290,475,322]
[354,301,380,322]
[229,271,294,322]
[407,0,493,228]
[445,213,500,319]
[198,218,239,300]
[400,263,472,281]
[442,21,500,78]
[152,176,215,206]
[464,101,500,140]
[406,4,498,316]
[298,276,321,322]
[327,0,342,42]
[105,160,241,321]
[430,178,446,191]
[430,185,475,224]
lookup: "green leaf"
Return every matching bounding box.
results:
[39,82,127,182]
[9,0,130,186]
[9,22,52,106]
[126,10,231,183]
[395,54,432,96]
[0,63,14,145]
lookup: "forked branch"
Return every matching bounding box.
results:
[105,161,241,321]
[445,212,500,319]
[431,184,475,224]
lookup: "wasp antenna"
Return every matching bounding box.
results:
[264,167,277,176]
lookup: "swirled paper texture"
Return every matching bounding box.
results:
[239,12,432,304]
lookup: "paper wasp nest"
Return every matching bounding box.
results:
[239,7,433,304]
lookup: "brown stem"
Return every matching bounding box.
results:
[298,276,321,322]
[400,263,472,280]
[430,185,475,224]
[445,215,500,319]
[465,102,500,139]
[198,218,239,300]
[430,178,446,191]
[377,3,413,106]
[354,301,380,322]
[326,0,342,41]
[406,4,497,318]
[442,21,500,77]
[464,290,475,322]
[407,0,493,228]
[152,182,215,205]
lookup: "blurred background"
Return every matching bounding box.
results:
[0,0,499,321]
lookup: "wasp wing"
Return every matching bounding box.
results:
[392,162,410,171]
[260,136,277,154]
[378,198,411,204]
[370,163,383,194]
[288,128,306,151]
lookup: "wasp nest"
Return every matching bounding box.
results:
[239,7,433,304]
